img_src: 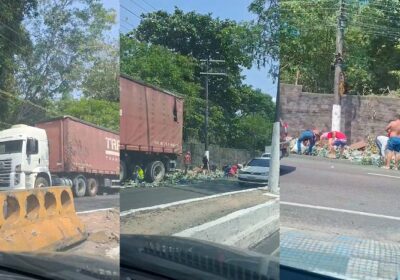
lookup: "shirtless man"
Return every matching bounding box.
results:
[384,115,400,170]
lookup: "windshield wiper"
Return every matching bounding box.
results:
[120,234,279,280]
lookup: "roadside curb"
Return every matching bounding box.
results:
[173,198,279,249]
[120,186,272,217]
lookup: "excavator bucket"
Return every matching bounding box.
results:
[0,186,86,252]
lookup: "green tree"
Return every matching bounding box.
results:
[13,0,116,122]
[0,0,37,120]
[57,98,119,131]
[132,8,263,114]
[123,8,276,149]
[251,0,400,94]
[82,43,119,102]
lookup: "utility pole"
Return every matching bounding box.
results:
[205,58,209,155]
[332,0,345,131]
[199,58,227,161]
[268,75,280,195]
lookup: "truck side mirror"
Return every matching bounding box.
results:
[27,138,38,155]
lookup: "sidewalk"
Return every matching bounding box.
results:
[281,227,400,280]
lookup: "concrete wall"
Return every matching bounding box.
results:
[177,141,260,169]
[280,84,400,144]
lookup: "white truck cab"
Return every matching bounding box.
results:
[0,125,51,190]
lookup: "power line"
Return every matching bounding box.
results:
[128,0,150,13]
[344,2,400,15]
[0,89,61,117]
[120,5,142,19]
[122,17,136,28]
[138,0,157,11]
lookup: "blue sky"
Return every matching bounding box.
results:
[114,0,277,99]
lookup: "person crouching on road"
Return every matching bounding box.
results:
[297,129,320,155]
[376,120,394,163]
[376,134,389,161]
[322,131,347,158]
[384,115,400,170]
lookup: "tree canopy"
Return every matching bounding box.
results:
[121,7,276,150]
[251,0,400,94]
[0,0,118,130]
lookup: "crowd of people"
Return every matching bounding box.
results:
[294,114,400,170]
[296,128,348,159]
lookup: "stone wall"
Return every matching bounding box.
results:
[280,83,400,144]
[176,141,260,169]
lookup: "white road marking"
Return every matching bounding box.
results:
[281,201,400,221]
[120,187,269,217]
[367,172,400,179]
[77,207,116,214]
[263,193,280,198]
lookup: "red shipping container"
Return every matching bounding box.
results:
[36,116,119,175]
[120,75,184,155]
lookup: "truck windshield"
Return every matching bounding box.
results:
[0,140,23,155]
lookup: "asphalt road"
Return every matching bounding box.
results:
[120,179,262,212]
[280,156,400,242]
[74,192,119,212]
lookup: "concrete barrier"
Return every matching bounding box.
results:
[0,186,86,252]
[174,198,279,249]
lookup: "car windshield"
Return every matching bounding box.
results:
[247,159,270,167]
[0,140,23,155]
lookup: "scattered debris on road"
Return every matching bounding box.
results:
[67,208,119,262]
[289,136,389,167]
[123,169,227,188]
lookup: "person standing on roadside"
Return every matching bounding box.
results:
[202,153,209,175]
[297,128,320,155]
[384,115,400,170]
[183,151,191,174]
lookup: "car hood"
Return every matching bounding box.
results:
[241,166,269,173]
[0,252,119,279]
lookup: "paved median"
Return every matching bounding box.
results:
[121,188,279,250]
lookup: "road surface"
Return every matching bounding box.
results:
[280,156,400,242]
[74,193,119,212]
[278,156,400,279]
[120,178,262,212]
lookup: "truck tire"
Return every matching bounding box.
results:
[145,161,165,182]
[34,176,49,188]
[73,175,87,197]
[120,160,127,182]
[85,178,98,197]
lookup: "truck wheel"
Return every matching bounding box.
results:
[146,161,165,182]
[73,175,87,197]
[120,161,127,182]
[34,176,49,188]
[85,178,98,197]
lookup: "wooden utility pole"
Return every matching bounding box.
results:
[332,0,345,131]
[199,58,227,161]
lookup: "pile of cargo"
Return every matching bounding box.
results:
[289,137,385,167]
[123,169,226,188]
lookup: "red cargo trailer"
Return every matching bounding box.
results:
[120,75,184,182]
[36,116,119,197]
